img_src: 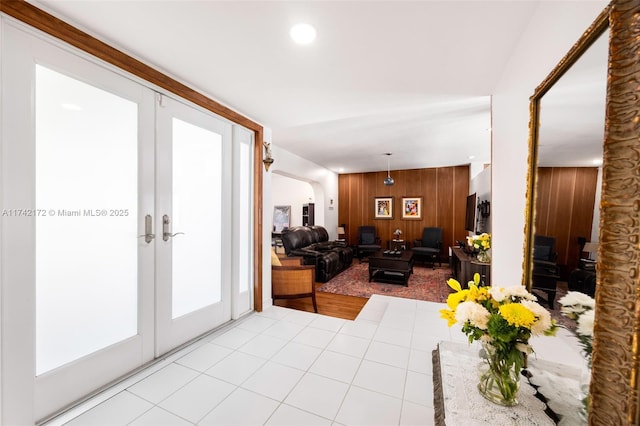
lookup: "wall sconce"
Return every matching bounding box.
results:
[263,141,274,171]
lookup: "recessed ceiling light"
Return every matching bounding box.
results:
[290,23,316,45]
[468,155,476,160]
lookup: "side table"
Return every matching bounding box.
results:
[388,239,409,251]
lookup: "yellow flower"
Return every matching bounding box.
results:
[446,289,469,310]
[440,309,457,327]
[467,284,490,303]
[446,278,462,292]
[499,303,536,328]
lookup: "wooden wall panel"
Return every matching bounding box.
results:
[534,167,598,276]
[338,165,470,254]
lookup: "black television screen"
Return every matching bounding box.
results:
[465,193,477,232]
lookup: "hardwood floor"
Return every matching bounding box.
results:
[272,282,368,320]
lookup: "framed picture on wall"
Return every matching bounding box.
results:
[374,197,393,219]
[273,205,291,232]
[402,197,422,219]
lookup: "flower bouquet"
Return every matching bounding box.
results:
[558,291,594,364]
[440,274,557,406]
[467,233,491,263]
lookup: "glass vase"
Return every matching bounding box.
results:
[476,250,491,263]
[478,341,521,406]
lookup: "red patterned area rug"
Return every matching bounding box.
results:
[317,262,571,327]
[317,262,453,303]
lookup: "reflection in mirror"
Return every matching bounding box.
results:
[533,29,608,298]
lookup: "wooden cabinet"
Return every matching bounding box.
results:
[450,247,491,286]
[302,203,314,226]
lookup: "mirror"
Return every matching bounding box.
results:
[524,2,640,423]
[533,29,607,295]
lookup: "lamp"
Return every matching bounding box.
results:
[383,153,394,186]
[263,141,274,171]
[337,226,346,241]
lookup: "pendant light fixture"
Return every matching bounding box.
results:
[384,153,394,186]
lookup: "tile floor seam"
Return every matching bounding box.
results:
[126,404,194,426]
[193,385,275,425]
[329,332,378,424]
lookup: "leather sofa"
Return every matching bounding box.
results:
[280,225,353,282]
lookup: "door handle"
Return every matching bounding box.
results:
[163,214,185,241]
[137,214,155,243]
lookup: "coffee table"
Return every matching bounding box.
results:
[368,250,414,286]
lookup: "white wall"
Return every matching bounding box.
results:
[269,145,339,236]
[271,174,314,229]
[491,0,609,286]
[470,165,491,234]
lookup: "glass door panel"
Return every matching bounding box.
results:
[172,118,222,318]
[35,65,139,375]
[232,126,254,317]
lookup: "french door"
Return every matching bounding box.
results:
[1,21,251,424]
[155,95,232,355]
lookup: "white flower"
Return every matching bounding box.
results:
[522,300,553,335]
[577,309,595,337]
[558,291,595,310]
[455,301,491,330]
[490,286,537,302]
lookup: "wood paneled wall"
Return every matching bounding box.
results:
[534,167,598,276]
[338,166,470,253]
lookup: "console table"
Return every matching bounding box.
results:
[450,247,491,286]
[432,341,584,425]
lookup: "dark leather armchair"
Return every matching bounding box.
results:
[532,235,560,308]
[356,226,381,259]
[412,227,443,268]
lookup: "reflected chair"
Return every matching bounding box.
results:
[412,227,443,269]
[532,235,560,308]
[271,255,317,313]
[356,226,381,259]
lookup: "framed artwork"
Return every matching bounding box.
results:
[273,205,291,232]
[374,197,393,219]
[402,197,422,219]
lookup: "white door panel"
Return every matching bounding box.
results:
[155,96,232,356]
[1,22,155,424]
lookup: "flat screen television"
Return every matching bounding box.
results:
[465,193,477,232]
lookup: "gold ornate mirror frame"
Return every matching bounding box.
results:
[523,1,640,423]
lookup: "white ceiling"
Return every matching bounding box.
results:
[27,1,604,173]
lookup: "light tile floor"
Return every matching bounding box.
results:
[46,295,585,426]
